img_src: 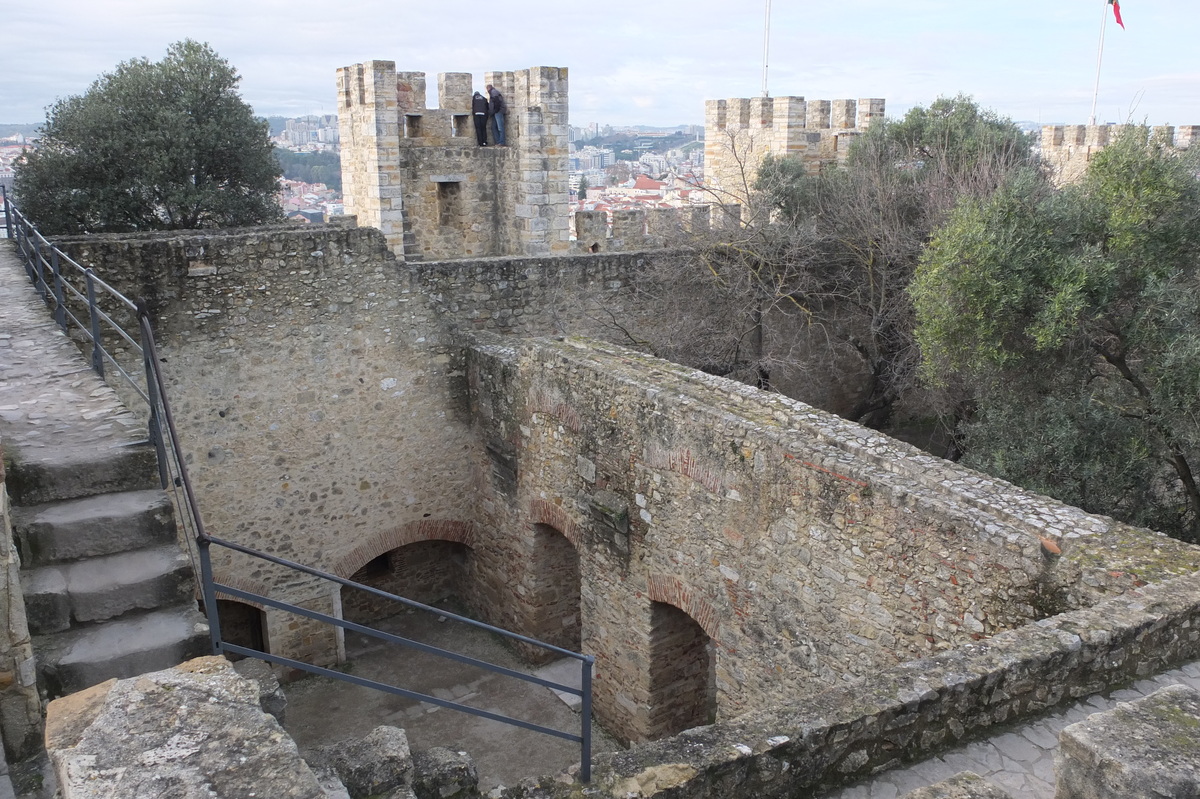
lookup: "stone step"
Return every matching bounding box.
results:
[11,488,177,568]
[34,605,210,698]
[4,440,159,506]
[23,545,195,635]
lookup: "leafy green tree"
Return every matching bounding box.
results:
[913,127,1200,540]
[732,95,1035,427]
[274,148,342,191]
[15,40,282,234]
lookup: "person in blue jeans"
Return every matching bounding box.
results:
[487,84,506,146]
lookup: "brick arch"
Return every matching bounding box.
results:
[529,499,582,549]
[646,573,720,642]
[332,519,478,580]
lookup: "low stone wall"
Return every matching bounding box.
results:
[0,448,42,760]
[499,567,1200,798]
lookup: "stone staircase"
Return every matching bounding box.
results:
[9,467,208,698]
[0,244,209,700]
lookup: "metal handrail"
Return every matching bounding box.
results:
[4,188,595,782]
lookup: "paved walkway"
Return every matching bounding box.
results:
[0,242,146,467]
[825,659,1200,797]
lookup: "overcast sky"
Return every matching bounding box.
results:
[3,0,1197,128]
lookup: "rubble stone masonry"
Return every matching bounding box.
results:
[52,224,1200,748]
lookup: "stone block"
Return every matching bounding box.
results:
[232,657,287,724]
[411,747,479,799]
[1056,684,1200,799]
[45,657,325,799]
[308,725,413,799]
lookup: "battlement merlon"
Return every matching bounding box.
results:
[1041,124,1200,151]
[705,96,885,134]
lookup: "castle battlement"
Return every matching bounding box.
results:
[336,61,570,261]
[703,95,885,210]
[1040,123,1200,184]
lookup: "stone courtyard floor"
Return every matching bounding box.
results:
[282,604,621,792]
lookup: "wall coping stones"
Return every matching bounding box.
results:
[46,656,325,799]
[1055,684,1200,798]
[494,569,1200,798]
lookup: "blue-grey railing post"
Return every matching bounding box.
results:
[51,249,67,330]
[84,269,105,378]
[33,241,48,300]
[140,307,170,489]
[1,186,11,240]
[581,656,594,783]
[198,537,223,656]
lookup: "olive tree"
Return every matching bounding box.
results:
[913,128,1200,540]
[15,40,282,234]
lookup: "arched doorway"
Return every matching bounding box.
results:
[646,600,716,738]
[340,539,473,628]
[216,599,267,661]
[526,523,582,652]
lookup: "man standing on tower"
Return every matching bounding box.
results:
[487,84,506,146]
[472,91,489,146]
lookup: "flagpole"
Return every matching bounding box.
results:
[1088,0,1109,125]
[761,0,772,98]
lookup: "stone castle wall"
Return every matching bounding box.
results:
[0,453,41,761]
[467,335,1200,742]
[51,224,1200,745]
[1040,123,1200,184]
[703,95,885,211]
[52,225,666,668]
[337,62,571,262]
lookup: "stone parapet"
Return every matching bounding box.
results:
[1056,684,1200,799]
[494,567,1200,798]
[1041,122,1200,184]
[337,62,570,262]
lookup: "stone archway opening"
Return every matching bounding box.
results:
[646,600,716,739]
[340,540,474,631]
[216,599,268,661]
[526,523,582,654]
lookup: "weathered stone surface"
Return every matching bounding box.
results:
[308,725,414,798]
[412,746,480,799]
[45,656,324,799]
[900,771,1014,798]
[1056,684,1200,799]
[232,657,287,724]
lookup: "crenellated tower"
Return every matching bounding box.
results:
[336,62,570,261]
[1040,123,1200,185]
[703,95,885,210]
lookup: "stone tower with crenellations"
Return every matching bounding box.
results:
[336,61,572,261]
[703,95,885,211]
[1040,123,1200,184]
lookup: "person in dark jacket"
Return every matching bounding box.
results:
[471,91,489,146]
[486,84,506,146]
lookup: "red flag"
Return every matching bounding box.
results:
[1109,0,1125,29]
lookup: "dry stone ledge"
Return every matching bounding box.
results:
[232,656,287,724]
[307,725,415,798]
[412,746,481,798]
[44,655,325,799]
[900,771,1014,798]
[1056,683,1200,799]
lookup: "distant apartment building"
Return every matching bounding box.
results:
[275,115,340,150]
